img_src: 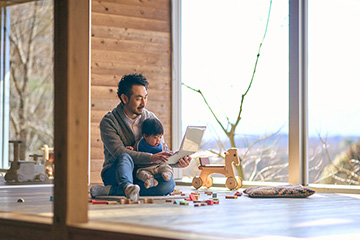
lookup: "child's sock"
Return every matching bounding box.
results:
[144,178,158,189]
[161,171,172,181]
[124,184,140,201]
[90,185,111,198]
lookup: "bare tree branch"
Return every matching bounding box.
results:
[182,83,228,134]
[242,126,282,164]
[319,134,360,182]
[233,0,272,129]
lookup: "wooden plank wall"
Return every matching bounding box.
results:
[90,0,172,183]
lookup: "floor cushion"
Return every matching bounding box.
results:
[243,184,315,198]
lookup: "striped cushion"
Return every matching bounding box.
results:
[243,184,315,198]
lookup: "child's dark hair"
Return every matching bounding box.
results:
[117,73,149,103]
[142,118,164,136]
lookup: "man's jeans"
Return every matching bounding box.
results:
[102,153,175,196]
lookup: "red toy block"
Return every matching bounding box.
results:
[206,199,214,205]
[189,194,197,201]
[92,200,108,204]
[234,191,242,196]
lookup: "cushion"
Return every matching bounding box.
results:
[243,184,315,198]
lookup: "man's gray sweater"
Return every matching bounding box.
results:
[99,103,158,176]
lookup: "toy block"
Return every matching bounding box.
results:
[213,198,219,201]
[191,192,200,196]
[206,200,214,205]
[120,199,131,204]
[201,203,207,206]
[144,198,154,204]
[189,194,197,201]
[193,200,202,203]
[234,191,242,196]
[171,191,182,196]
[212,193,218,198]
[130,201,140,204]
[50,196,54,201]
[173,200,182,205]
[225,196,238,199]
[180,201,189,205]
[166,199,174,203]
[194,195,199,200]
[194,203,201,207]
[92,200,108,204]
[173,189,181,192]
[181,193,187,196]
[107,201,118,205]
[214,200,220,204]
[205,191,213,195]
[17,198,25,203]
[88,199,95,203]
[185,198,191,201]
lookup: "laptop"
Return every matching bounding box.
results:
[167,126,206,164]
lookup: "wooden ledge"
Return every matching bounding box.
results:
[0,212,52,240]
[70,220,225,240]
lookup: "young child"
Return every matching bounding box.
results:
[126,118,173,189]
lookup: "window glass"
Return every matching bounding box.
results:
[181,0,289,183]
[1,1,54,188]
[308,0,360,185]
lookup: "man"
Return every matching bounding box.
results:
[90,73,191,201]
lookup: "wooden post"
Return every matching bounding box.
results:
[54,0,90,239]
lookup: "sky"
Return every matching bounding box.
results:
[181,0,360,141]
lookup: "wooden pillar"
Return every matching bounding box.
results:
[53,0,90,239]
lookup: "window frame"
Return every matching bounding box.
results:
[0,6,10,170]
[174,0,360,193]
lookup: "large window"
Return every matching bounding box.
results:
[0,0,54,185]
[308,0,360,186]
[181,0,289,183]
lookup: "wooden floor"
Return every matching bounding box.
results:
[1,182,360,239]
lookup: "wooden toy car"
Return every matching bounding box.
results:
[4,141,48,182]
[192,148,243,190]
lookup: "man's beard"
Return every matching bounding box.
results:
[134,106,144,115]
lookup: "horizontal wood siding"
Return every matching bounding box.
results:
[90,0,172,183]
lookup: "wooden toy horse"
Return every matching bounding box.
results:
[192,148,243,190]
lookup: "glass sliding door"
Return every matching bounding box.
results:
[181,0,289,183]
[308,0,360,185]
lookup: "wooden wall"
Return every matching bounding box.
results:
[90,0,172,183]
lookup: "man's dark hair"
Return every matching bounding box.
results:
[142,118,164,136]
[117,73,149,103]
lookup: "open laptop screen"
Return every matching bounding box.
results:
[167,126,206,164]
